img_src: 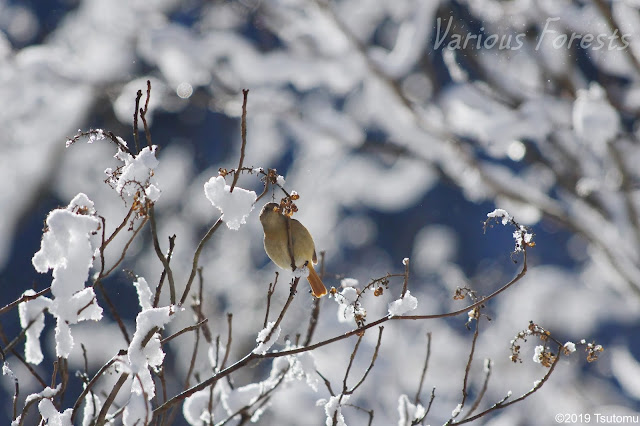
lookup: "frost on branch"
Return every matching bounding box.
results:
[123,302,176,425]
[485,208,534,253]
[332,286,366,326]
[28,193,103,359]
[204,175,257,230]
[319,395,349,426]
[18,290,51,365]
[397,394,426,426]
[38,398,73,426]
[253,321,281,355]
[183,388,216,425]
[388,290,418,316]
[111,145,161,201]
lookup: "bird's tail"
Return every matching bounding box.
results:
[307,264,327,298]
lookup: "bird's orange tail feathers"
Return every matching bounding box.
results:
[307,264,327,298]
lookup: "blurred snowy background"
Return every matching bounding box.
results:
[2,0,640,424]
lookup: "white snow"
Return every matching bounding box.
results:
[452,403,463,417]
[18,290,51,365]
[30,193,103,359]
[183,389,215,425]
[38,398,73,426]
[533,345,544,363]
[563,342,576,353]
[573,83,620,150]
[388,290,418,316]
[204,175,257,230]
[340,278,358,288]
[133,276,154,311]
[333,287,366,324]
[397,394,426,426]
[487,208,512,225]
[114,146,160,199]
[253,321,281,355]
[323,395,349,426]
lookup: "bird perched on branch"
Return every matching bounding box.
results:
[259,202,327,298]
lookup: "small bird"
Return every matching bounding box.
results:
[259,202,327,298]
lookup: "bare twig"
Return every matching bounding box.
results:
[414,332,432,405]
[133,89,143,154]
[71,353,124,422]
[184,319,202,389]
[341,334,364,393]
[99,214,147,278]
[463,359,491,420]
[346,326,384,394]
[451,344,562,425]
[149,205,175,304]
[94,280,131,345]
[220,314,233,370]
[265,278,300,344]
[139,80,153,149]
[95,372,129,426]
[0,287,51,316]
[453,314,482,421]
[263,273,279,328]
[401,258,410,298]
[154,234,177,308]
[0,323,47,388]
[161,319,208,345]
[230,89,249,193]
[181,217,223,305]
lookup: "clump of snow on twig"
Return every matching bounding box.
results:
[332,286,366,324]
[318,395,349,426]
[28,193,103,360]
[397,394,426,426]
[204,175,257,230]
[111,145,161,202]
[486,208,534,253]
[253,321,281,355]
[388,291,418,316]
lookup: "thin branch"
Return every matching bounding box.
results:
[220,313,233,370]
[463,359,491,420]
[414,332,432,405]
[0,287,51,316]
[264,278,300,344]
[181,217,223,305]
[452,344,562,425]
[133,89,142,154]
[346,326,384,394]
[401,258,410,298]
[149,205,175,304]
[317,370,335,397]
[95,372,129,426]
[0,321,47,387]
[286,217,296,271]
[99,214,147,278]
[139,80,153,149]
[71,354,124,422]
[455,314,482,420]
[154,234,177,308]
[184,319,202,389]
[341,334,364,393]
[161,319,208,345]
[230,89,249,193]
[263,273,279,328]
[94,280,131,345]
